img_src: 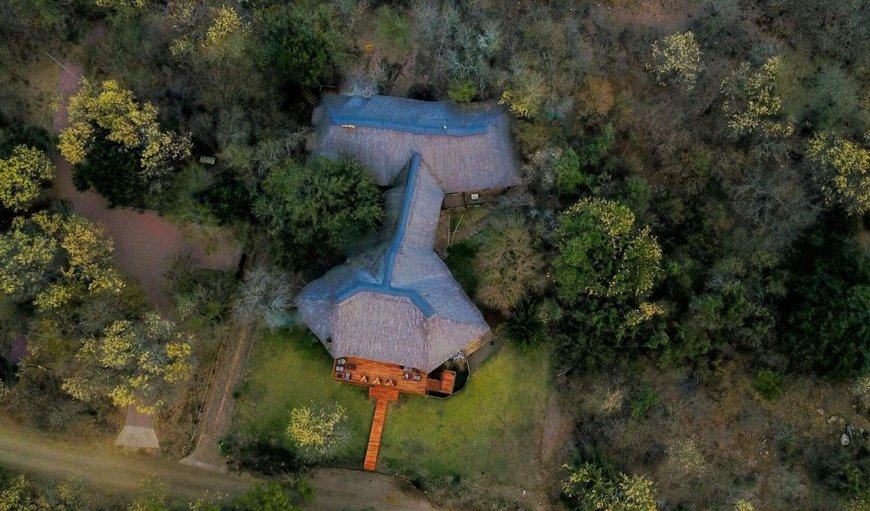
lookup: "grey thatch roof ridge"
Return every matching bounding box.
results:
[312,95,520,193]
[322,95,500,136]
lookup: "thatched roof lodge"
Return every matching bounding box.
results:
[297,94,520,377]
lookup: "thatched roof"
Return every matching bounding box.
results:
[298,95,519,372]
[312,95,520,193]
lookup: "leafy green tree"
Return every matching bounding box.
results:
[473,215,547,315]
[555,148,591,196]
[554,198,662,304]
[58,80,191,206]
[562,462,657,511]
[806,132,870,215]
[255,157,382,268]
[0,145,53,212]
[255,1,346,88]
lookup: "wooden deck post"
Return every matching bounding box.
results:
[364,387,399,471]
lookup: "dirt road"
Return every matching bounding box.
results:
[0,419,443,510]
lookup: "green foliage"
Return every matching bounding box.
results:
[554,198,662,304]
[256,1,346,88]
[0,474,83,511]
[62,313,193,412]
[255,157,382,268]
[373,5,411,54]
[752,369,784,400]
[630,386,660,420]
[562,462,658,511]
[237,481,303,511]
[499,300,547,349]
[0,212,125,309]
[806,132,870,215]
[778,219,870,378]
[0,145,53,212]
[58,80,191,207]
[448,80,477,103]
[444,239,478,297]
[555,148,591,197]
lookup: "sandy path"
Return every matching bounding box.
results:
[51,62,241,310]
[182,322,257,470]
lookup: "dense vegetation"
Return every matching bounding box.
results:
[0,0,868,510]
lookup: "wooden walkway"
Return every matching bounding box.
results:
[364,387,399,471]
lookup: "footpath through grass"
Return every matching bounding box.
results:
[231,327,551,486]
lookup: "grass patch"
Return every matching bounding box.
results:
[230,328,372,466]
[232,327,552,487]
[381,344,551,487]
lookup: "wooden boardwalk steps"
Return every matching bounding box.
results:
[364,387,399,471]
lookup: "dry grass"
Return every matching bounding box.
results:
[564,359,870,510]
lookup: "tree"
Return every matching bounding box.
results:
[58,80,191,205]
[233,265,301,328]
[806,132,870,215]
[778,219,870,378]
[721,57,794,140]
[62,313,193,412]
[255,1,346,88]
[554,198,662,305]
[254,157,382,268]
[286,403,349,462]
[562,462,657,511]
[555,148,591,197]
[648,31,702,90]
[0,212,124,309]
[0,145,53,212]
[473,215,547,315]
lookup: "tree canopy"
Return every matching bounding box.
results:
[554,198,662,305]
[255,157,382,268]
[0,145,53,212]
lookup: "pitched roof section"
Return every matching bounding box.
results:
[312,95,519,193]
[298,95,519,372]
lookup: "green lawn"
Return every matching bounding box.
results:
[230,328,373,465]
[231,327,552,486]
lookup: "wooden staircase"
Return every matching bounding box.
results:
[364,387,399,471]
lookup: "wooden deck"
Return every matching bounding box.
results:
[333,357,429,395]
[364,387,399,471]
[333,357,457,397]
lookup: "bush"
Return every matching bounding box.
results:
[286,403,350,463]
[473,215,546,315]
[499,300,547,349]
[752,369,784,400]
[562,462,658,511]
[448,80,477,103]
[648,31,702,90]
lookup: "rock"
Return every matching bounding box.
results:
[828,415,840,424]
[841,433,851,446]
[846,424,854,438]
